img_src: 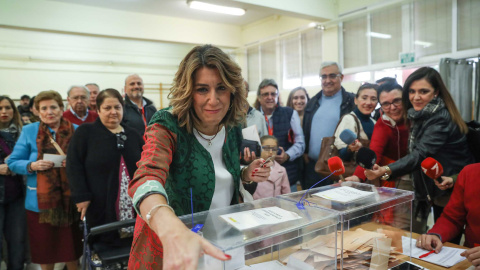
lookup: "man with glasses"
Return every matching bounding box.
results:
[254,79,305,192]
[63,85,98,125]
[303,62,355,189]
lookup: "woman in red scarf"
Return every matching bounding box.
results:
[8,90,81,270]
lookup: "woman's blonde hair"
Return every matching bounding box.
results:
[168,44,247,133]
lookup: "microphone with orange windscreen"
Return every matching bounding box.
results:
[421,157,444,183]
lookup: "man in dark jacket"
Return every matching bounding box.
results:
[122,74,157,137]
[302,62,355,189]
[255,79,305,191]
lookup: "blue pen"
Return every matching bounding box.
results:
[190,187,204,233]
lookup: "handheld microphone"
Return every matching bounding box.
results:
[421,157,444,184]
[356,147,377,169]
[339,129,357,145]
[328,156,345,176]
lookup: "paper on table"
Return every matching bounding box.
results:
[242,125,261,145]
[219,206,302,231]
[402,236,466,267]
[312,186,374,203]
[369,237,392,270]
[43,154,66,168]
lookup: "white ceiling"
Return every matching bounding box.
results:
[50,0,278,26]
[50,0,335,26]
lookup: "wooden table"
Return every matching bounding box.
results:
[360,222,471,270]
[244,224,472,269]
[409,234,471,270]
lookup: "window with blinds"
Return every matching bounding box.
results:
[457,0,480,51]
[371,7,403,64]
[302,29,323,86]
[260,40,277,83]
[414,0,452,58]
[247,46,260,93]
[343,17,368,68]
[282,34,301,90]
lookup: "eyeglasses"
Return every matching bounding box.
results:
[116,132,127,149]
[320,73,342,80]
[70,96,88,101]
[261,146,278,152]
[260,92,278,98]
[380,98,402,109]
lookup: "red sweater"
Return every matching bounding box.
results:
[63,110,98,125]
[354,116,409,183]
[428,163,480,248]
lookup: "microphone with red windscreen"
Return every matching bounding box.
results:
[421,157,444,183]
[328,156,345,176]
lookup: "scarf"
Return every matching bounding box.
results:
[36,119,76,226]
[407,97,444,153]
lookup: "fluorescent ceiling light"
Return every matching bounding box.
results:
[188,1,245,16]
[414,40,433,48]
[367,32,391,39]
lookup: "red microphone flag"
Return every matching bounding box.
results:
[421,157,444,179]
[328,156,345,176]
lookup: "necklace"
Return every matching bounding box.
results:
[196,126,220,146]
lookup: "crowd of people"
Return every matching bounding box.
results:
[0,44,478,269]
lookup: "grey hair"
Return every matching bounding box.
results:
[85,83,100,89]
[124,73,142,85]
[320,61,343,74]
[257,78,278,92]
[67,85,90,97]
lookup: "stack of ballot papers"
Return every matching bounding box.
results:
[402,236,466,267]
[312,186,375,203]
[278,228,403,269]
[219,207,302,231]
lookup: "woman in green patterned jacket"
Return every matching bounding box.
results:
[127,44,273,270]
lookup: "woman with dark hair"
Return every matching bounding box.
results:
[8,90,81,270]
[345,82,409,188]
[286,87,310,125]
[0,96,26,270]
[67,88,144,246]
[366,67,474,225]
[127,44,272,269]
[334,83,378,161]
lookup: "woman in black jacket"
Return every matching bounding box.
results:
[365,67,474,229]
[67,89,144,245]
[0,96,26,270]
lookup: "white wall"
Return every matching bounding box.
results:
[0,27,196,108]
[0,0,242,47]
[0,0,247,108]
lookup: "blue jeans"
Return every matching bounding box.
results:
[0,196,27,270]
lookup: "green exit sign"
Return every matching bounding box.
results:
[400,52,415,64]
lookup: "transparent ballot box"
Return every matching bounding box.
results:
[278,182,415,269]
[178,197,339,270]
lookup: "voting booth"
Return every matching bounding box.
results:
[178,197,339,269]
[278,182,415,269]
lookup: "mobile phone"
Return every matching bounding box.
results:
[261,156,274,167]
[389,261,425,270]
